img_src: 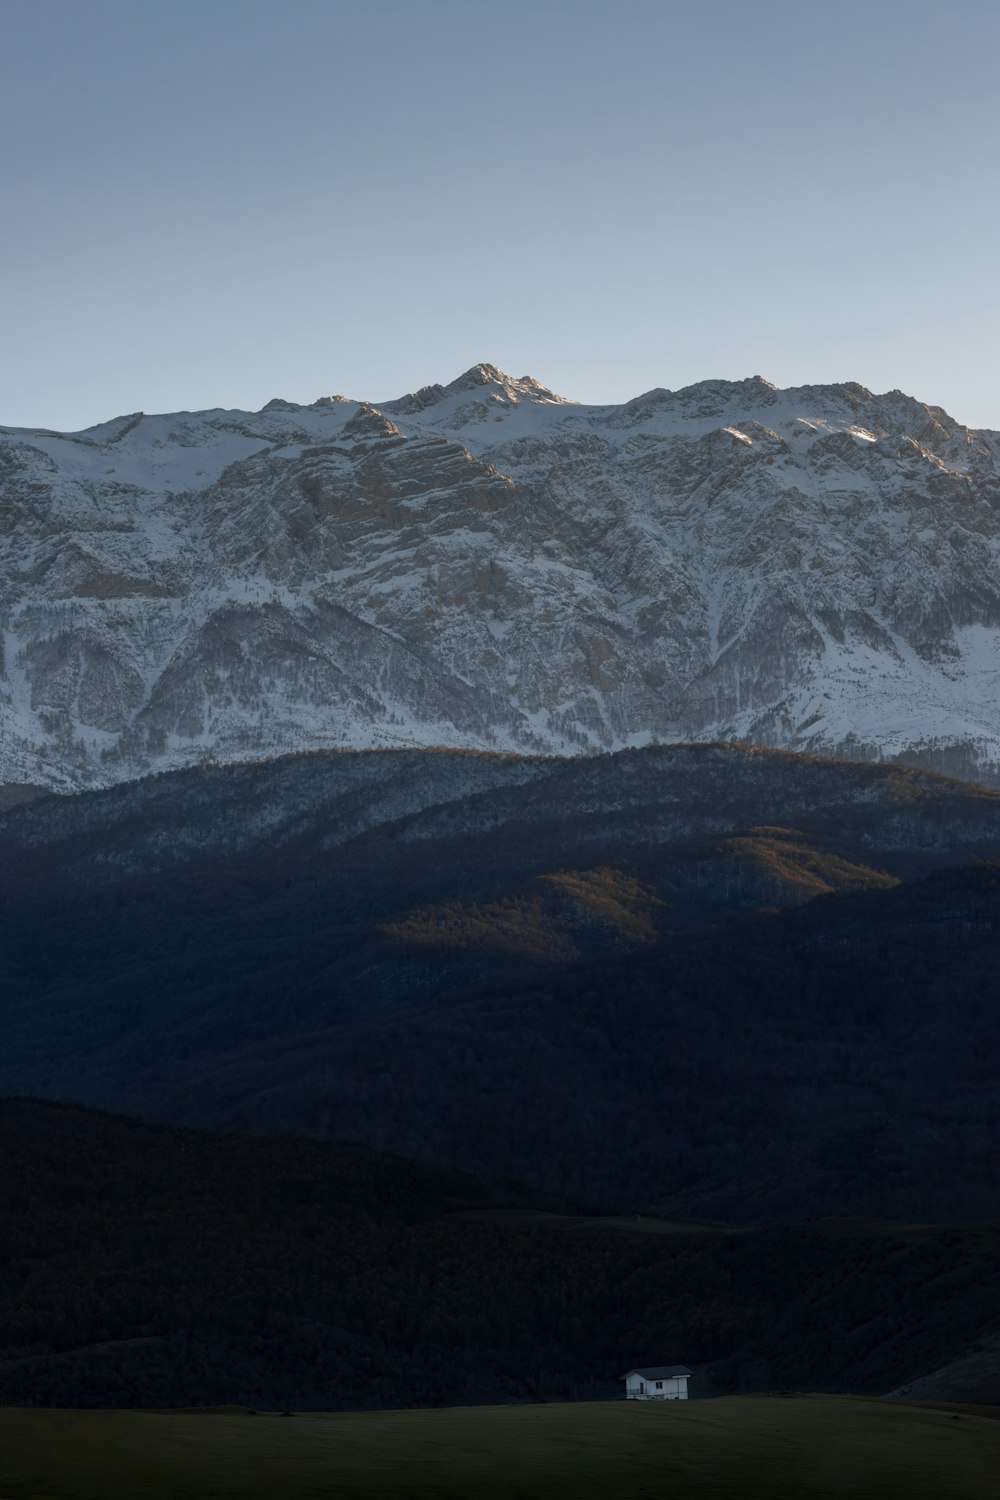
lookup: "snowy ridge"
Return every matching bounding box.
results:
[2,364,1000,790]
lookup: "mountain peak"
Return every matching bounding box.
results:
[445,363,566,402]
[5,364,1000,794]
[259,397,303,414]
[678,375,780,404]
[385,364,567,418]
[453,362,508,389]
[340,404,402,441]
[456,364,571,404]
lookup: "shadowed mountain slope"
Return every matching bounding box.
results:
[1,745,999,1223]
[158,861,1000,1224]
[2,1099,999,1412]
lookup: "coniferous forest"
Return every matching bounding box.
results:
[2,1099,999,1412]
[2,748,1000,1409]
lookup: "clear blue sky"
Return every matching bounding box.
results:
[2,0,998,430]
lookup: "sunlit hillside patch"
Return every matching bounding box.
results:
[382,867,666,962]
[717,830,899,900]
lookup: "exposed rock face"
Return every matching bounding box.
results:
[3,363,1000,789]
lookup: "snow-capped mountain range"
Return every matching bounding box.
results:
[3,363,1000,791]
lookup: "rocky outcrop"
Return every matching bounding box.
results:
[2,365,1000,789]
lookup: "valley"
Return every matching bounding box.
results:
[7,4,999,1492]
[2,1399,998,1500]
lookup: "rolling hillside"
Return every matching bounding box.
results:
[1,745,999,1223]
[1,1100,999,1413]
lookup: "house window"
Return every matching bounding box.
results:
[656,1381,663,1389]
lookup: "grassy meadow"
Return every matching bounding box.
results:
[0,1396,997,1500]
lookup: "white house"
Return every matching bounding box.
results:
[622,1365,692,1400]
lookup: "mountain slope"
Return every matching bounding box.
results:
[155,861,1000,1224]
[4,366,1000,789]
[2,744,1000,1222]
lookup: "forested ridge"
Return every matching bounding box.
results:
[2,748,1000,1224]
[163,862,1000,1222]
[3,749,1000,1410]
[2,1100,999,1412]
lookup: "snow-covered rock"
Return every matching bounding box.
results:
[3,363,1000,790]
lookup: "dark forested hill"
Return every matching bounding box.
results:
[161,862,1000,1223]
[2,1100,999,1412]
[2,745,1000,1223]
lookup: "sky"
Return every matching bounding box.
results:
[2,0,998,431]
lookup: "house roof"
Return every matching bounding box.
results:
[621,1366,692,1380]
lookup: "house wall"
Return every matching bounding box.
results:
[625,1374,689,1400]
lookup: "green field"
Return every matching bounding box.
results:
[0,1397,997,1499]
